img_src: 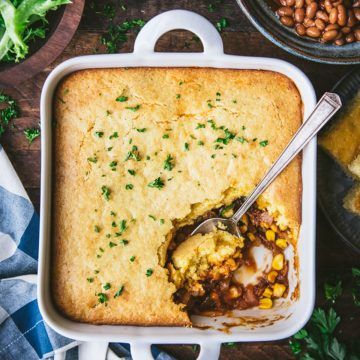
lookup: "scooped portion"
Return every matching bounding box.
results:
[169,229,244,297]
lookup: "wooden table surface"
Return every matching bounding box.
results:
[1,1,359,359]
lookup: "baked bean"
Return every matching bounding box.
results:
[355,28,360,41]
[329,8,338,24]
[325,23,339,31]
[354,9,360,22]
[337,5,347,26]
[345,33,355,42]
[341,26,351,34]
[306,2,318,18]
[315,18,326,29]
[324,0,333,13]
[273,0,359,46]
[295,8,306,22]
[322,29,339,40]
[277,6,294,17]
[306,26,321,37]
[316,10,329,21]
[295,23,307,35]
[334,37,345,45]
[303,17,316,27]
[347,10,357,27]
[280,16,295,27]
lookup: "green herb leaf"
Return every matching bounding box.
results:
[260,140,269,147]
[148,214,156,221]
[128,169,136,176]
[24,128,40,144]
[119,220,127,234]
[216,18,229,32]
[163,154,175,171]
[94,225,100,233]
[125,145,141,161]
[136,128,146,132]
[119,239,129,246]
[130,255,135,262]
[116,96,128,102]
[125,104,141,112]
[324,280,342,304]
[87,277,94,283]
[184,142,190,151]
[146,268,153,277]
[148,177,165,189]
[114,285,124,298]
[103,283,111,290]
[87,156,97,163]
[97,292,108,303]
[101,186,111,201]
[125,183,133,190]
[109,241,117,248]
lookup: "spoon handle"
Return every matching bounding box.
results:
[231,92,342,224]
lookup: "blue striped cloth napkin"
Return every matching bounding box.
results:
[0,145,175,360]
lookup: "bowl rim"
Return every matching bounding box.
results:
[0,0,85,88]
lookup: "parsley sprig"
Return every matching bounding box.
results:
[0,93,19,137]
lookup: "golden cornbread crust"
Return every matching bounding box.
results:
[52,68,302,326]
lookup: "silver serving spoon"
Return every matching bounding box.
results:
[191,92,342,238]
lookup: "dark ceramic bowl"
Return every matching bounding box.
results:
[236,0,360,64]
[318,68,360,253]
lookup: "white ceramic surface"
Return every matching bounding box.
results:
[39,10,317,360]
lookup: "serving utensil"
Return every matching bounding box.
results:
[191,92,342,238]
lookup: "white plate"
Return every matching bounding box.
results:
[38,10,317,360]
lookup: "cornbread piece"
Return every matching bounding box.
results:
[169,229,244,293]
[52,68,302,326]
[344,184,360,216]
[348,154,360,179]
[319,91,360,172]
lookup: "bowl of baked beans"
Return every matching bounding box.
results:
[236,0,360,64]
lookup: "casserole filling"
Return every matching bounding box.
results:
[167,200,291,315]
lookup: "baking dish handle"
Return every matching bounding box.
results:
[197,342,222,360]
[133,10,224,56]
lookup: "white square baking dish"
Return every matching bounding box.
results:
[38,10,317,360]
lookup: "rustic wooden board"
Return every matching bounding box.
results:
[0,0,84,87]
[0,1,359,359]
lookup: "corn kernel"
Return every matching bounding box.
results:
[276,239,288,249]
[273,283,286,298]
[260,222,269,229]
[259,298,273,309]
[247,232,256,241]
[270,224,278,232]
[279,224,288,231]
[272,254,284,270]
[240,225,248,233]
[266,230,276,241]
[241,214,248,226]
[267,270,278,283]
[262,287,273,298]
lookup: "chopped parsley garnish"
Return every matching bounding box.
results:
[110,211,116,216]
[215,128,236,145]
[214,144,223,150]
[160,219,165,224]
[184,142,190,151]
[109,132,118,139]
[162,133,170,139]
[125,145,141,161]
[211,154,216,159]
[117,220,127,235]
[94,225,100,233]
[24,128,40,144]
[148,214,156,221]
[116,96,128,102]
[109,160,118,170]
[107,147,113,151]
[87,277,94,283]
[87,156,97,163]
[197,140,204,146]
[114,285,124,298]
[163,154,175,171]
[259,140,269,147]
[128,169,136,176]
[136,128,146,132]
[125,183,133,190]
[242,125,246,130]
[216,18,229,32]
[207,119,224,130]
[103,283,111,290]
[146,269,153,277]
[207,100,214,108]
[176,94,181,99]
[120,239,129,246]
[109,241,117,248]
[130,255,136,262]
[99,247,104,253]
[148,177,165,189]
[236,136,248,144]
[252,138,258,142]
[232,99,237,104]
[125,104,141,112]
[190,134,196,140]
[101,186,111,201]
[94,269,100,274]
[179,81,184,85]
[95,131,104,138]
[196,123,205,129]
[97,293,108,303]
[0,93,20,137]
[112,221,117,227]
[220,204,235,217]
[106,233,111,238]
